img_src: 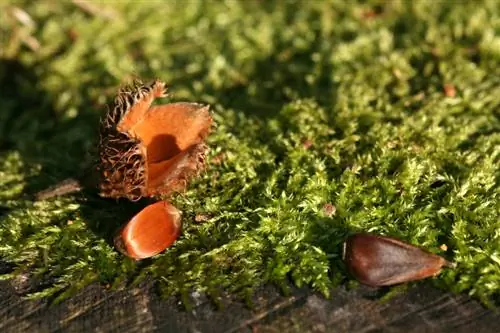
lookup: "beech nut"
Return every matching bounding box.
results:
[343,233,453,287]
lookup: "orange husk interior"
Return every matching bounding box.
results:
[117,81,166,134]
[133,103,211,162]
[146,143,206,192]
[127,103,212,195]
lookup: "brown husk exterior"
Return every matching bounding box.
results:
[97,80,155,201]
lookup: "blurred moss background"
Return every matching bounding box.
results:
[0,0,499,306]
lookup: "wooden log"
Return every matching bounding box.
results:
[0,279,497,333]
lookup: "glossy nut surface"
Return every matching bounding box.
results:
[343,233,450,287]
[114,201,182,260]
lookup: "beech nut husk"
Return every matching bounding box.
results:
[97,79,212,201]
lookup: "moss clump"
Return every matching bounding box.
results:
[0,0,499,305]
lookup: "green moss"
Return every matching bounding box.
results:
[0,0,499,305]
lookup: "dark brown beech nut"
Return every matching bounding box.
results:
[343,233,453,287]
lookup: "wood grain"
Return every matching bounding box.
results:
[0,279,497,333]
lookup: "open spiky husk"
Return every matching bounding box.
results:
[96,79,212,201]
[97,80,163,201]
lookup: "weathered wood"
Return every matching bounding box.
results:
[0,278,497,333]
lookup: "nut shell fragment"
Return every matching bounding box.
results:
[114,201,182,260]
